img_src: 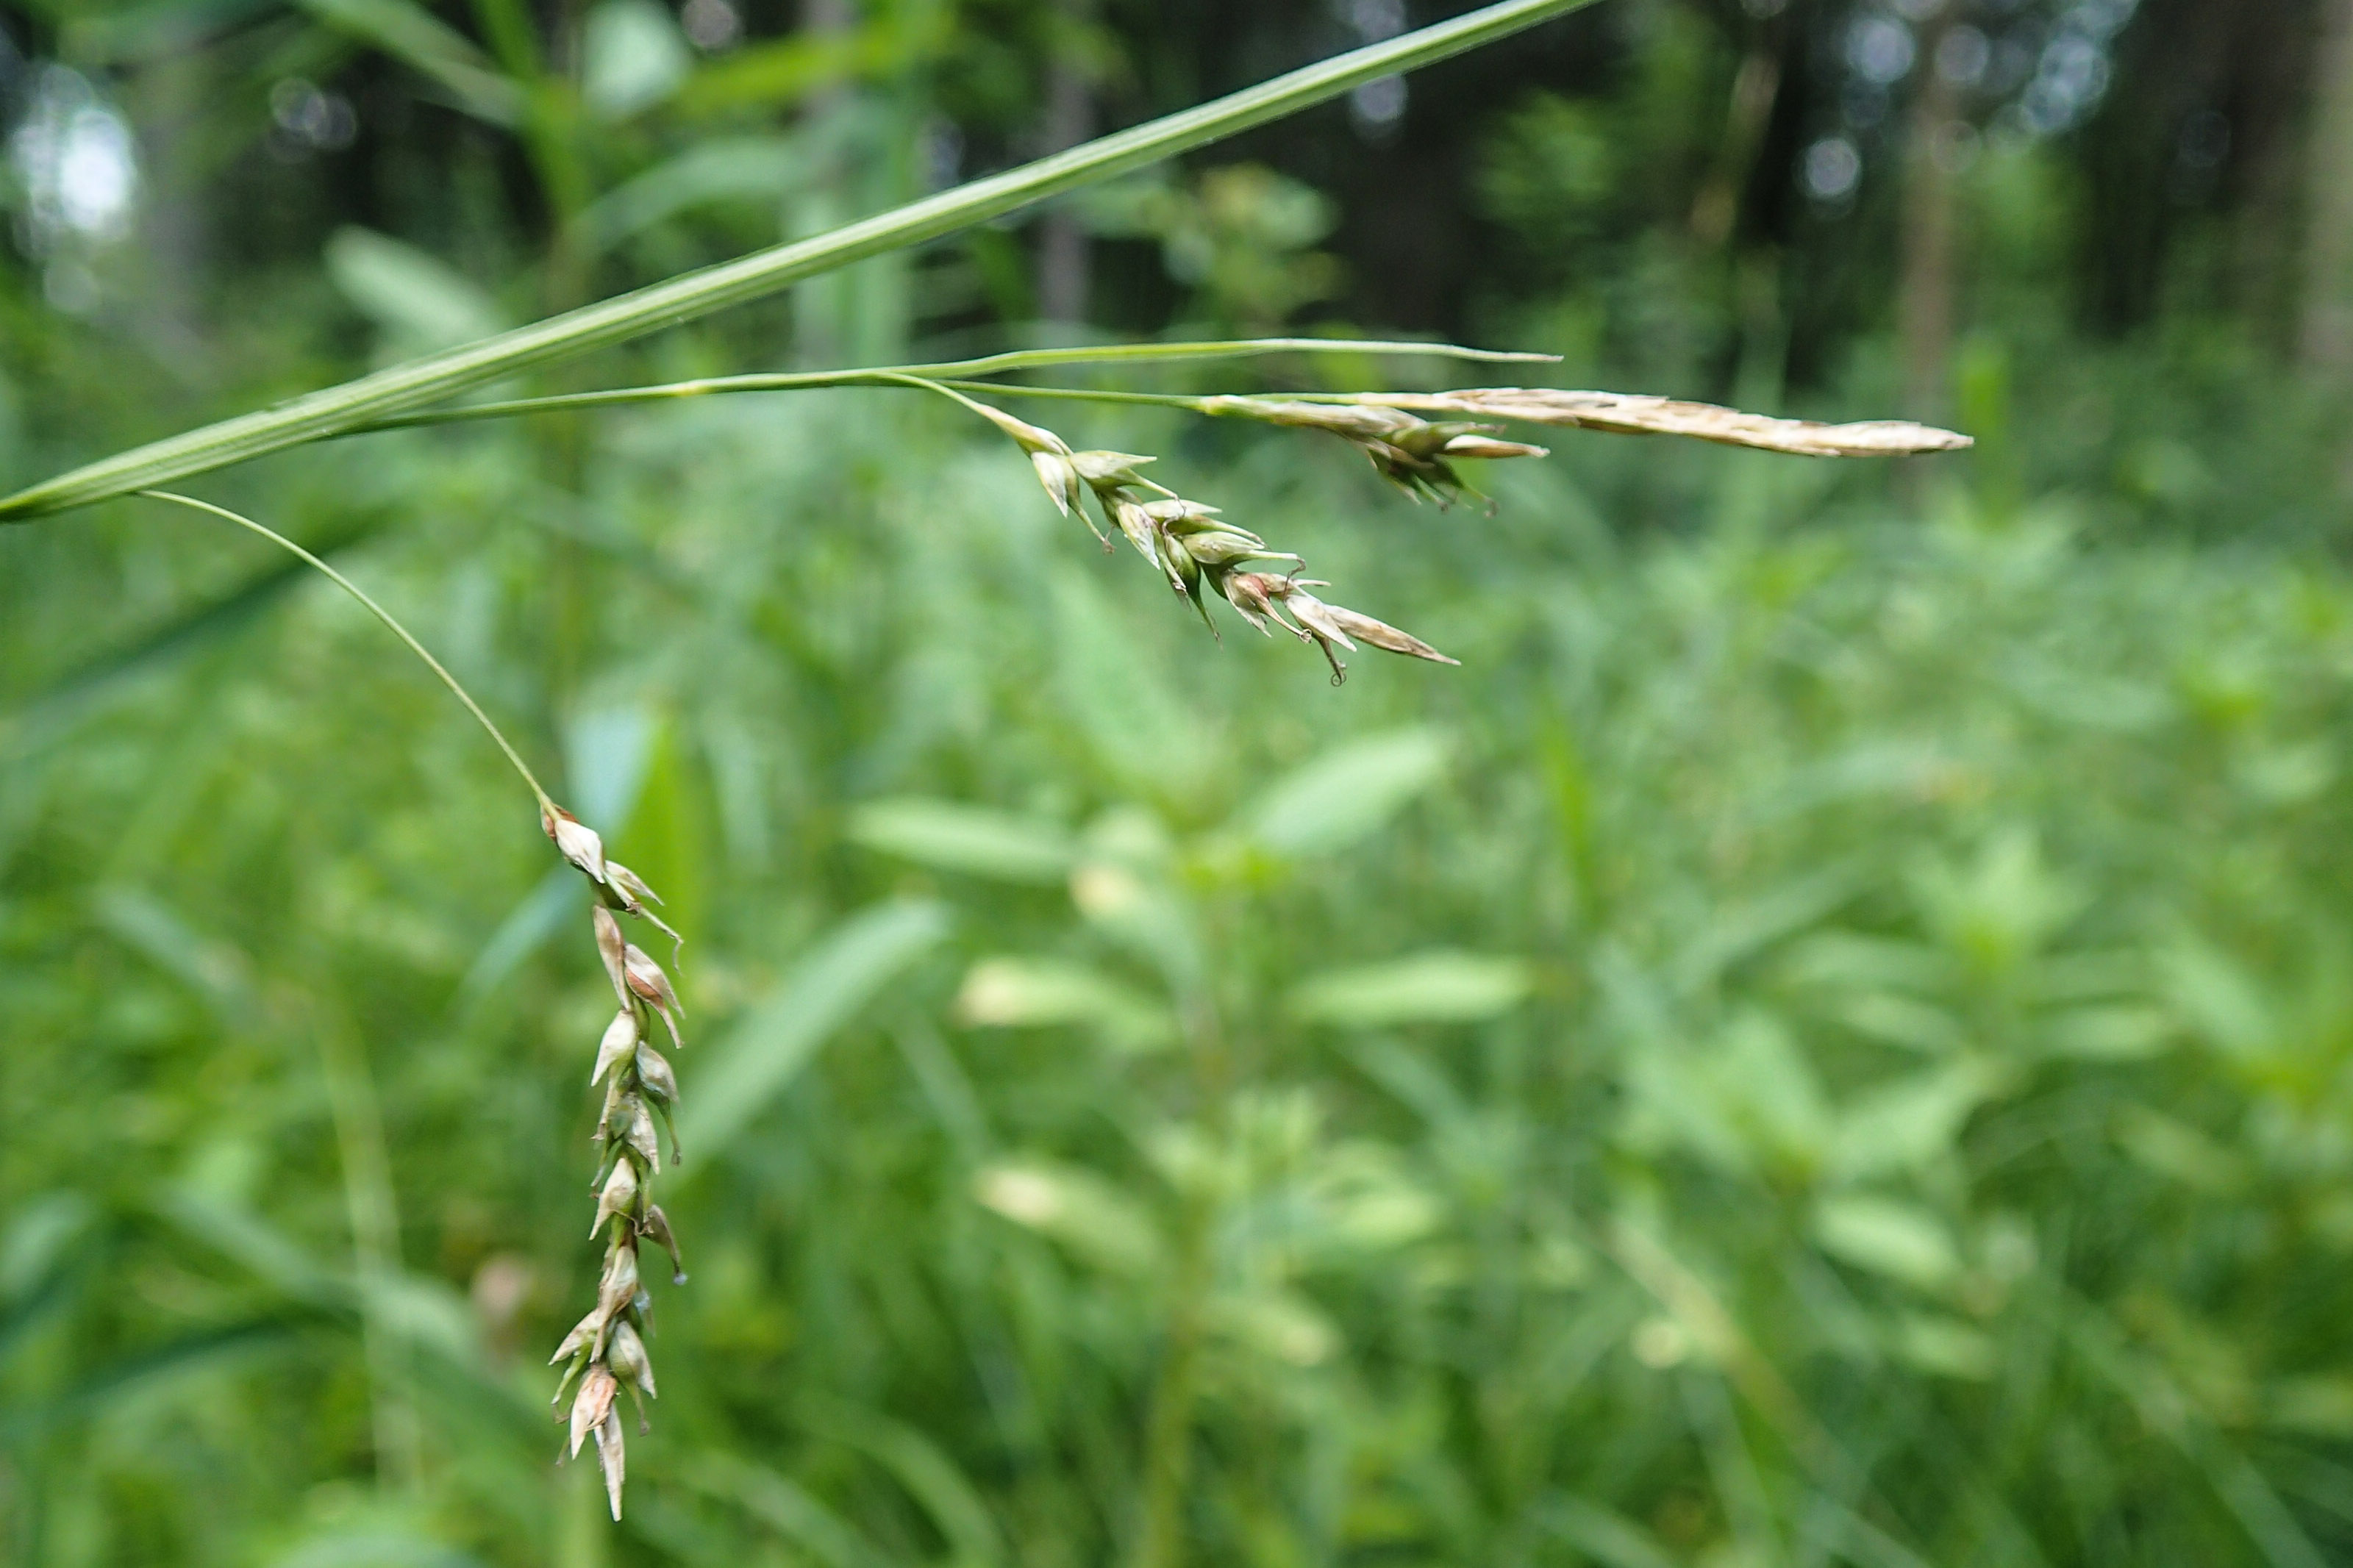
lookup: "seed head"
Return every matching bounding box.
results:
[608,1318,658,1400]
[1109,495,1160,564]
[634,1041,679,1105]
[592,1009,640,1086]
[596,1240,640,1320]
[1140,496,1224,532]
[1178,529,1299,570]
[593,1408,626,1519]
[592,906,631,1005]
[1227,576,1458,684]
[1032,450,1084,518]
[604,1095,660,1168]
[568,1364,618,1458]
[592,1157,641,1236]
[620,941,685,1046]
[1440,433,1548,461]
[543,803,608,884]
[549,1303,609,1367]
[601,861,684,959]
[1071,451,1157,494]
[642,1204,688,1284]
[968,401,1069,457]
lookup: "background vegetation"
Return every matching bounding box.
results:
[6,1,2353,1564]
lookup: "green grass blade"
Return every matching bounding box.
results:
[0,0,1597,520]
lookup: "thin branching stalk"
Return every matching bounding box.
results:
[336,339,1555,433]
[0,0,1598,520]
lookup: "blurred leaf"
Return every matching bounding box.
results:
[679,900,951,1163]
[1049,563,1220,798]
[801,1397,1009,1568]
[451,866,572,1012]
[974,1159,1163,1278]
[94,885,251,1010]
[296,0,524,124]
[1207,1289,1339,1367]
[0,1191,94,1303]
[269,1531,490,1568]
[2043,1003,2174,1061]
[1,1317,303,1438]
[1288,950,1531,1028]
[1893,1313,1996,1380]
[1813,1196,1962,1292]
[2268,1375,2353,1438]
[674,8,949,115]
[687,1453,893,1568]
[582,0,690,118]
[2114,1106,2249,1192]
[953,956,1174,1052]
[326,227,511,359]
[565,702,657,833]
[1536,1494,1679,1568]
[1240,726,1447,856]
[849,798,1074,884]
[1829,1059,2007,1182]
[574,137,805,255]
[676,30,869,114]
[4,513,381,758]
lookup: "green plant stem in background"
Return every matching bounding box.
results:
[0,0,1596,520]
[135,491,553,811]
[340,339,1555,434]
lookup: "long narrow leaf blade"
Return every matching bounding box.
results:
[677,901,951,1164]
[0,0,1597,520]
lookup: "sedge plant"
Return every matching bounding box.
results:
[0,0,1964,1517]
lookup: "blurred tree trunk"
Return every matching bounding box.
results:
[1038,0,1096,324]
[1689,29,1780,252]
[1899,12,1957,424]
[129,32,210,382]
[2302,0,2353,372]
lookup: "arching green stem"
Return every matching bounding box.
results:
[137,490,552,810]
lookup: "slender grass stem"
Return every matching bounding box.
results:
[137,490,551,809]
[933,383,1213,410]
[0,0,1596,520]
[337,338,1550,434]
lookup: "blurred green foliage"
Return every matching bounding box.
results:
[4,1,2353,1566]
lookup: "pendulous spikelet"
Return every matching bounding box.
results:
[540,802,685,1520]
